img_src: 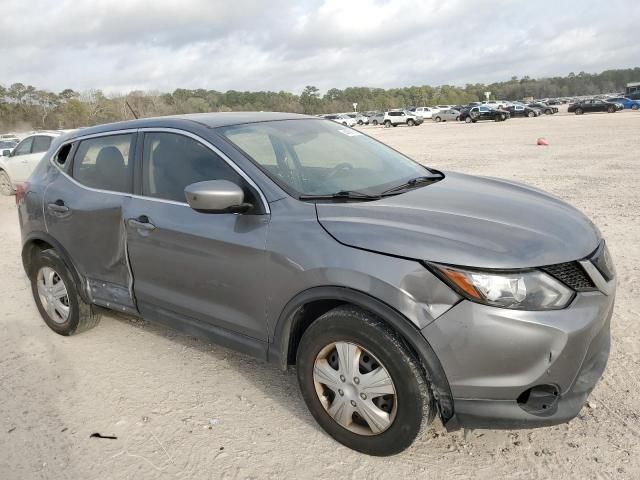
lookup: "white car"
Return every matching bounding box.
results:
[482,101,509,109]
[341,113,370,125]
[322,114,357,127]
[412,106,440,119]
[0,131,66,195]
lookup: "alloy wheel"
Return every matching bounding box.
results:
[313,341,397,436]
[37,266,70,324]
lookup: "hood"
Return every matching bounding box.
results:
[316,172,600,269]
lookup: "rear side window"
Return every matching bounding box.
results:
[142,132,246,203]
[32,136,52,154]
[13,137,33,156]
[72,134,134,193]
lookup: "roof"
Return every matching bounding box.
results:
[65,112,315,140]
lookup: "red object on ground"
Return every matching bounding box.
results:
[537,137,549,146]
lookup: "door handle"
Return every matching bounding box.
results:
[47,201,69,213]
[127,216,156,231]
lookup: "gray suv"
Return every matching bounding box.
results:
[17,113,615,456]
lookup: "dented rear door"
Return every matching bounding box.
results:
[43,132,137,314]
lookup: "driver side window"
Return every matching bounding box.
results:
[142,132,251,204]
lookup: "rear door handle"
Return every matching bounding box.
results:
[127,215,156,231]
[47,201,69,213]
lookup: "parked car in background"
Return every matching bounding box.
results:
[527,103,558,114]
[382,110,423,127]
[605,97,640,110]
[0,131,66,195]
[0,140,18,156]
[459,106,509,123]
[0,133,21,144]
[432,109,460,122]
[568,99,623,115]
[505,104,540,118]
[483,101,509,110]
[411,106,439,119]
[17,112,615,456]
[345,113,370,125]
[322,114,357,127]
[368,111,385,126]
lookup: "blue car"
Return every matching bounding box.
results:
[607,97,640,110]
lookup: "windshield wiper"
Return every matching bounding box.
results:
[380,174,444,195]
[299,190,382,201]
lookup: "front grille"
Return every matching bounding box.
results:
[541,262,595,291]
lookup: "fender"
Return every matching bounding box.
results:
[22,231,92,304]
[268,286,455,425]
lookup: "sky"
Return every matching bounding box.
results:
[1,0,639,94]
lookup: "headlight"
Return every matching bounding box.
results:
[429,264,574,310]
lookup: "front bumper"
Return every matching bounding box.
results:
[422,287,614,430]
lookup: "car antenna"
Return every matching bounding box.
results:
[125,100,139,119]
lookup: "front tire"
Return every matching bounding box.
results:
[527,111,535,118]
[0,170,14,196]
[29,249,101,336]
[575,108,583,115]
[607,106,615,113]
[407,119,415,126]
[296,306,433,456]
[434,116,442,122]
[372,120,378,126]
[632,104,639,110]
[464,116,472,123]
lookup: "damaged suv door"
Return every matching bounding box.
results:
[43,132,137,314]
[122,130,270,350]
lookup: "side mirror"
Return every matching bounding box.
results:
[184,180,252,214]
[1,149,10,157]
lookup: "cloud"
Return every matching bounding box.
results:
[1,0,639,94]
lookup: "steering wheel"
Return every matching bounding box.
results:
[324,162,354,181]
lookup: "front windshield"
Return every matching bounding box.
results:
[219,119,430,197]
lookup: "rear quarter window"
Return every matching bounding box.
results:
[72,134,135,193]
[32,136,53,154]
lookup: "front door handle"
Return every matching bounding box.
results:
[47,201,69,213]
[127,215,156,231]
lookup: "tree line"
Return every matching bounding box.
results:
[1,67,638,131]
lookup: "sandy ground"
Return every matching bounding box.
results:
[1,109,639,480]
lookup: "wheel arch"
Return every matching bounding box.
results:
[268,285,455,425]
[22,232,91,304]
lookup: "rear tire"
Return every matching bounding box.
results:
[296,306,433,456]
[372,120,378,126]
[29,249,101,336]
[464,116,472,123]
[0,170,15,196]
[575,108,583,115]
[384,120,391,128]
[632,104,639,110]
[407,119,415,126]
